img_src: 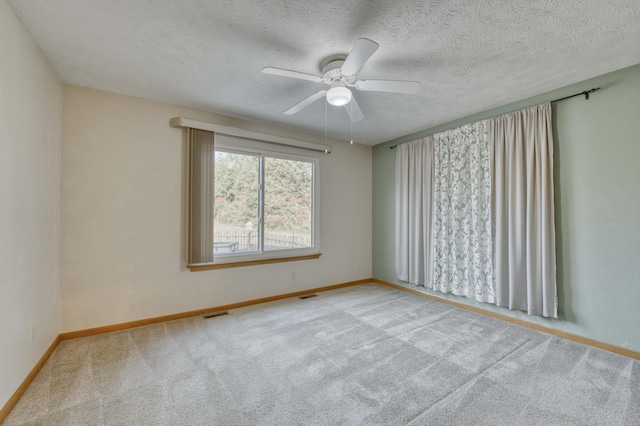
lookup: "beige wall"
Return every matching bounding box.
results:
[61,85,372,332]
[0,0,62,409]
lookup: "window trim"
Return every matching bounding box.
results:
[188,253,322,272]
[210,143,320,266]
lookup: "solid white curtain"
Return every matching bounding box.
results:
[188,128,215,264]
[432,121,495,302]
[489,102,557,317]
[395,138,434,286]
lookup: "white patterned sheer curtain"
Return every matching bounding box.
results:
[395,103,557,318]
[490,103,557,317]
[432,121,494,303]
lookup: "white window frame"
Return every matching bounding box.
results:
[213,142,320,264]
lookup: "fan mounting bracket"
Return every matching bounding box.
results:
[319,54,346,73]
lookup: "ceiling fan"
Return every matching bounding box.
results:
[262,38,421,122]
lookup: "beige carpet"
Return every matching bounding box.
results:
[4,283,640,425]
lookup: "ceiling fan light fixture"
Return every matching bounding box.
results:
[263,38,420,122]
[326,86,352,106]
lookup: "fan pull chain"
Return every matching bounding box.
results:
[324,99,329,153]
[350,101,354,145]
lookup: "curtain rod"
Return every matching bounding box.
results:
[389,87,601,149]
[550,87,600,103]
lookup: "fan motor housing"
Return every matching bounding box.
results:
[319,55,355,85]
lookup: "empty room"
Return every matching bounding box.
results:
[1,0,639,424]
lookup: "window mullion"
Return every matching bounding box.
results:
[258,155,265,253]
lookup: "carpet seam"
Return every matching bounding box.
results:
[405,330,544,424]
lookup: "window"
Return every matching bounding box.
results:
[213,147,316,259]
[180,122,327,269]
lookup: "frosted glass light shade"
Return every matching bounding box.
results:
[326,86,352,106]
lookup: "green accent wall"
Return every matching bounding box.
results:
[373,63,640,352]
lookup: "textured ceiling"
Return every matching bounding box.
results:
[7,0,640,145]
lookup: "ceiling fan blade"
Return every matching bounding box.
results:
[355,79,421,94]
[340,38,379,77]
[285,90,327,115]
[262,67,324,83]
[345,97,364,122]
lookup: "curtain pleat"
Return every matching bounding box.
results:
[489,103,557,318]
[395,138,434,286]
[188,128,215,264]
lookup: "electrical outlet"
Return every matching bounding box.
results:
[291,271,296,279]
[30,325,35,342]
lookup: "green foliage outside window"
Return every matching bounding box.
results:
[214,151,312,235]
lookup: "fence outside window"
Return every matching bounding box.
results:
[213,231,311,254]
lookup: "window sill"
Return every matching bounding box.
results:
[188,253,321,272]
